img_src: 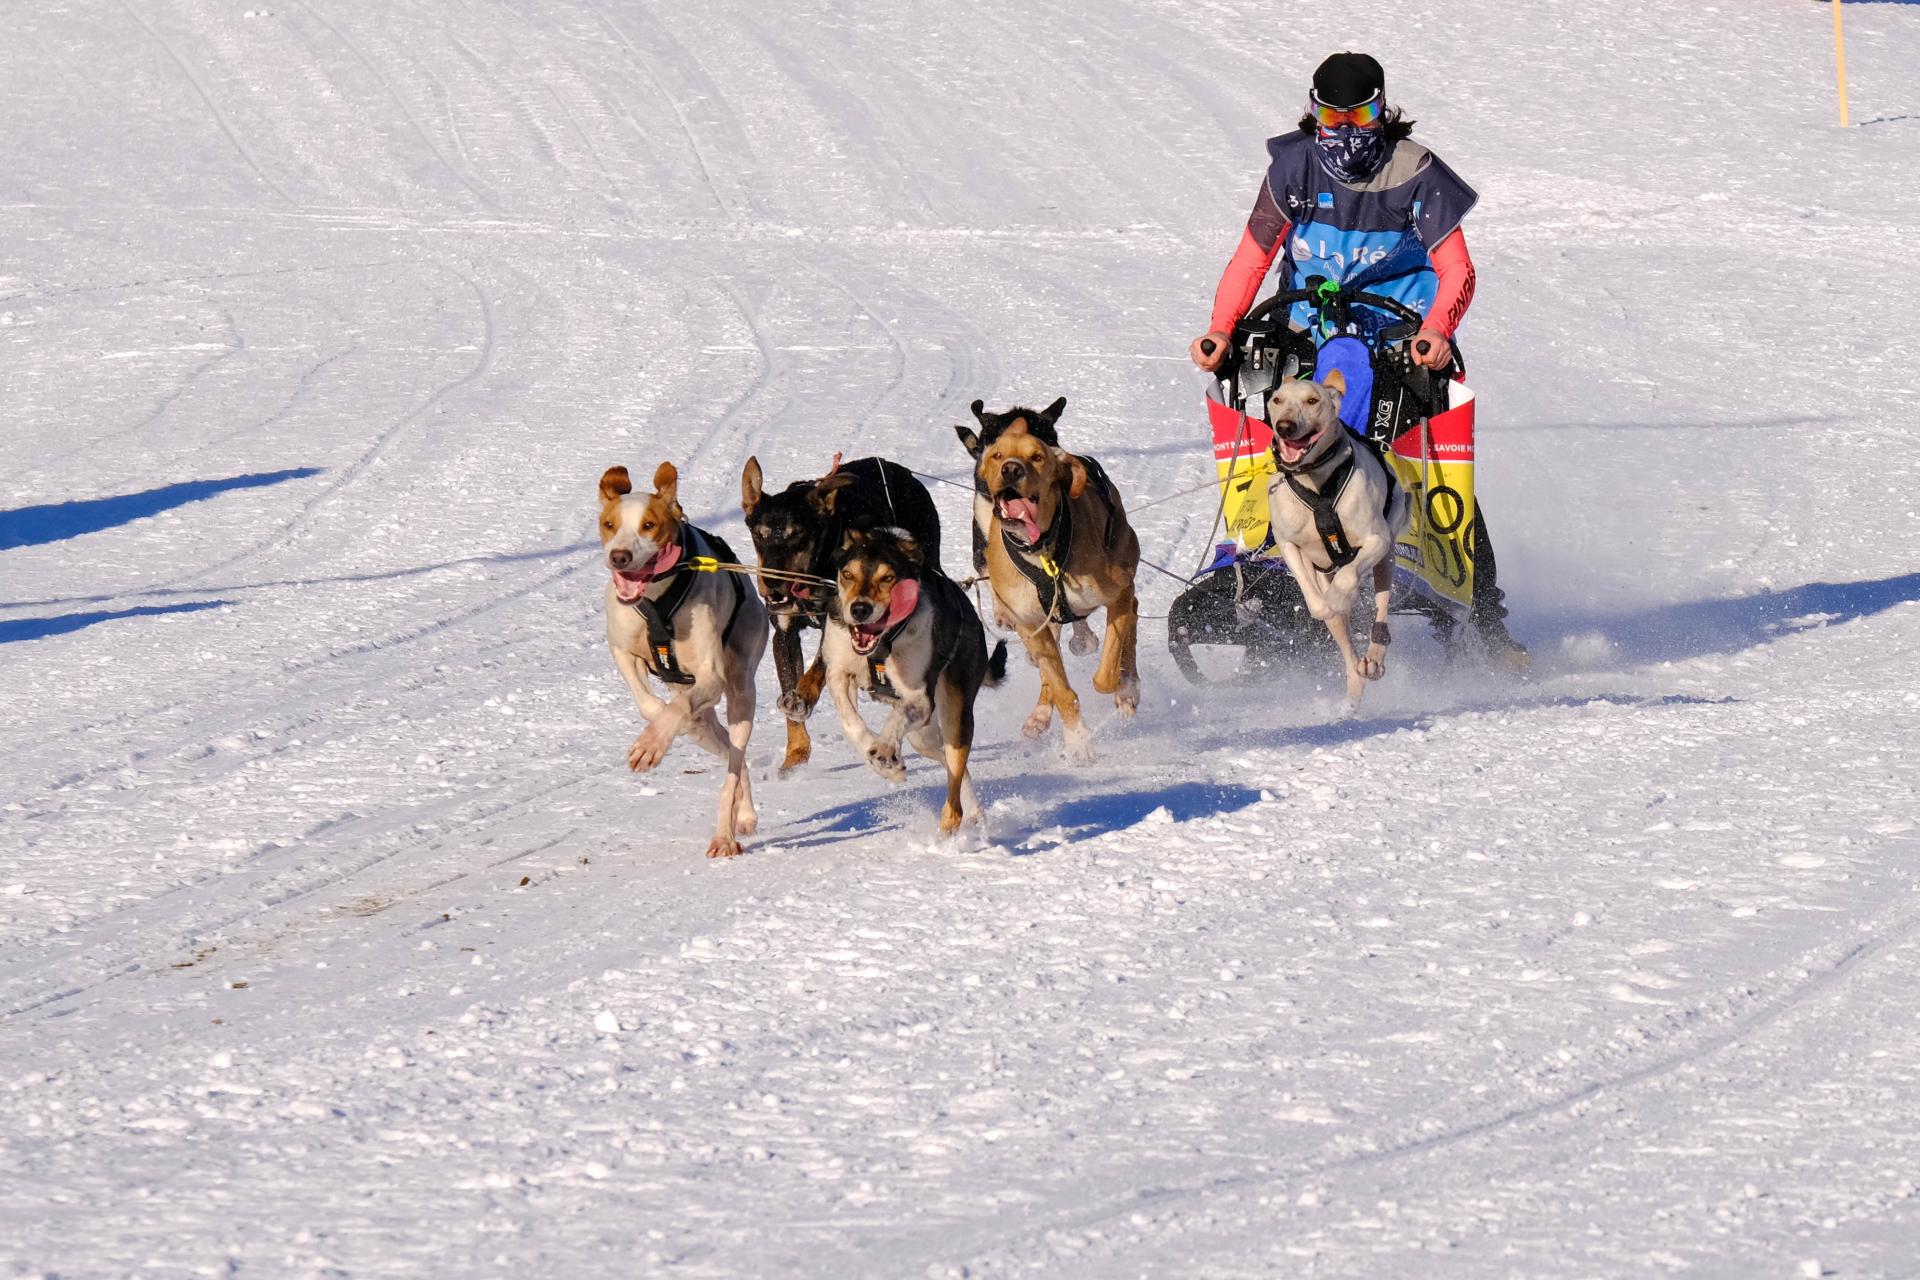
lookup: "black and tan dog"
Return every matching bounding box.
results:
[598,462,768,859]
[741,455,941,774]
[958,401,1141,761]
[822,526,1006,835]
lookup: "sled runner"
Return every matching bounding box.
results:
[1168,283,1482,684]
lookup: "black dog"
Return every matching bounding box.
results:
[952,397,1097,657]
[824,525,1006,835]
[741,455,942,773]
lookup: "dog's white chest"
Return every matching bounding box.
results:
[1265,448,1404,569]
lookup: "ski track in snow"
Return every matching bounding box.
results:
[4,1,1920,1275]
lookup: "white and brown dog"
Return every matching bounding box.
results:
[598,462,768,858]
[1262,370,1411,710]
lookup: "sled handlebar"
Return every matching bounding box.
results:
[1239,285,1429,333]
[1228,285,1463,382]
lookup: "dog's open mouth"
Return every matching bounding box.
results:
[846,579,919,656]
[996,492,1043,544]
[609,541,682,603]
[850,618,887,655]
[1272,421,1324,467]
[764,580,823,618]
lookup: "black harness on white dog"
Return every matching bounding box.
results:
[630,528,748,686]
[1274,433,1398,575]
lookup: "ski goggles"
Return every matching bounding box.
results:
[1308,90,1386,130]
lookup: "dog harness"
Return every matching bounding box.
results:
[855,575,967,704]
[630,528,748,686]
[1274,433,1398,574]
[999,454,1122,625]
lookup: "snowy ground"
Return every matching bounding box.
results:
[5,2,1920,1275]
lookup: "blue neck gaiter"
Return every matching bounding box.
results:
[1314,126,1388,184]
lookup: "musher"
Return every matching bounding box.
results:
[1188,51,1528,669]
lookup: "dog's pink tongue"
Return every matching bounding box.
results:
[1003,498,1041,543]
[612,541,683,601]
[641,541,682,580]
[884,578,920,628]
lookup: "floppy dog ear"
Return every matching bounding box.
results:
[810,472,856,515]
[954,423,982,459]
[651,461,679,512]
[741,456,764,516]
[1321,369,1347,397]
[599,465,632,503]
[894,535,923,567]
[1058,450,1088,500]
[1039,396,1067,427]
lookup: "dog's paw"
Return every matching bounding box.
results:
[1062,728,1096,764]
[734,806,759,837]
[1021,707,1053,740]
[777,690,815,722]
[938,802,965,837]
[865,740,907,782]
[1358,645,1389,681]
[627,726,672,773]
[780,721,811,774]
[1113,679,1139,716]
[1068,621,1099,657]
[705,834,742,859]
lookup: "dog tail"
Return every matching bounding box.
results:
[983,639,1009,688]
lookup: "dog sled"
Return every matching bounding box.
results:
[1166,283,1482,684]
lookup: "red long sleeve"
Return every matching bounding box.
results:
[1207,225,1287,337]
[1424,228,1476,337]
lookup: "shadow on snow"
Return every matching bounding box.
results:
[776,771,1261,853]
[1550,570,1920,666]
[0,600,230,645]
[0,468,322,551]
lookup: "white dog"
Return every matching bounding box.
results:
[1263,369,1411,709]
[598,461,767,858]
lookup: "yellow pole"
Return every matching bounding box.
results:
[1834,0,1851,128]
